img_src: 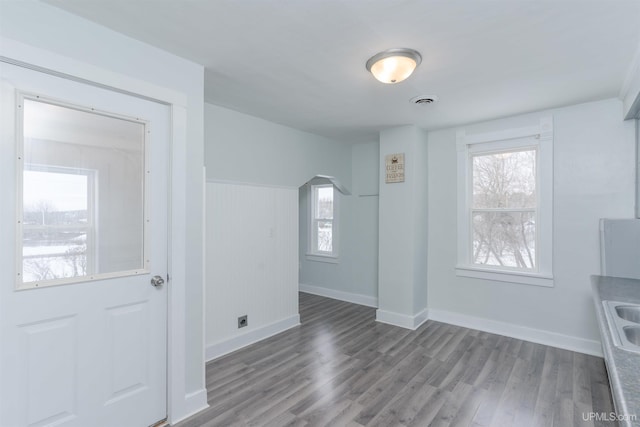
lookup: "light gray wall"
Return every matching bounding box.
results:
[299,141,380,301]
[636,118,639,218]
[350,142,380,300]
[204,103,380,304]
[205,103,351,188]
[377,126,429,326]
[427,98,636,347]
[0,0,205,413]
[622,56,640,119]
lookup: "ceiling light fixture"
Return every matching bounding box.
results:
[366,48,422,84]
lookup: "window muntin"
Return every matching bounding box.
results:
[18,95,149,289]
[470,148,537,270]
[310,184,336,256]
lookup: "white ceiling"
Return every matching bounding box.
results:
[44,0,640,143]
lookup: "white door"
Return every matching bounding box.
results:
[0,62,169,427]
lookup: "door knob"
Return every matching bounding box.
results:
[151,275,165,287]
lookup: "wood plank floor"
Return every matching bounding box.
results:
[175,293,615,427]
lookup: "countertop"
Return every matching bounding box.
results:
[592,275,640,427]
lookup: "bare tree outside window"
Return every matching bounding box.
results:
[471,149,537,270]
[22,169,90,282]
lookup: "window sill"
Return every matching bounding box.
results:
[455,265,554,288]
[306,254,339,264]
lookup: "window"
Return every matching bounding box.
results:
[17,95,148,289]
[22,166,95,283]
[307,184,339,261]
[456,117,553,287]
[471,149,536,269]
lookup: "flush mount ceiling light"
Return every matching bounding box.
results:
[366,48,422,84]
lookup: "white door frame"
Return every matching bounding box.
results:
[0,37,206,423]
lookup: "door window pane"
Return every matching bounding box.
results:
[23,168,91,282]
[19,97,148,287]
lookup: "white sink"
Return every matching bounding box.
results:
[603,300,640,353]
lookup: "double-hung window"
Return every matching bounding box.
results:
[307,184,339,262]
[456,117,553,287]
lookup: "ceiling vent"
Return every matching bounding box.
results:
[411,95,439,105]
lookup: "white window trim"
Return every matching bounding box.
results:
[305,254,340,264]
[306,183,339,261]
[455,117,554,287]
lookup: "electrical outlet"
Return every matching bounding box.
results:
[238,315,248,328]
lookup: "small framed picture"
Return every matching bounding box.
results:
[385,153,405,183]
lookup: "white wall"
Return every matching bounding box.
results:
[205,182,299,360]
[427,98,636,355]
[0,2,206,420]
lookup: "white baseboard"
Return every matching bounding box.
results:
[205,315,300,362]
[376,308,429,330]
[428,309,603,357]
[299,283,378,308]
[170,388,209,424]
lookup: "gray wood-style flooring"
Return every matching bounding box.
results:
[175,293,615,427]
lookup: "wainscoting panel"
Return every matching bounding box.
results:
[205,181,299,360]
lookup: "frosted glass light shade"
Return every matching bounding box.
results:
[366,48,422,84]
